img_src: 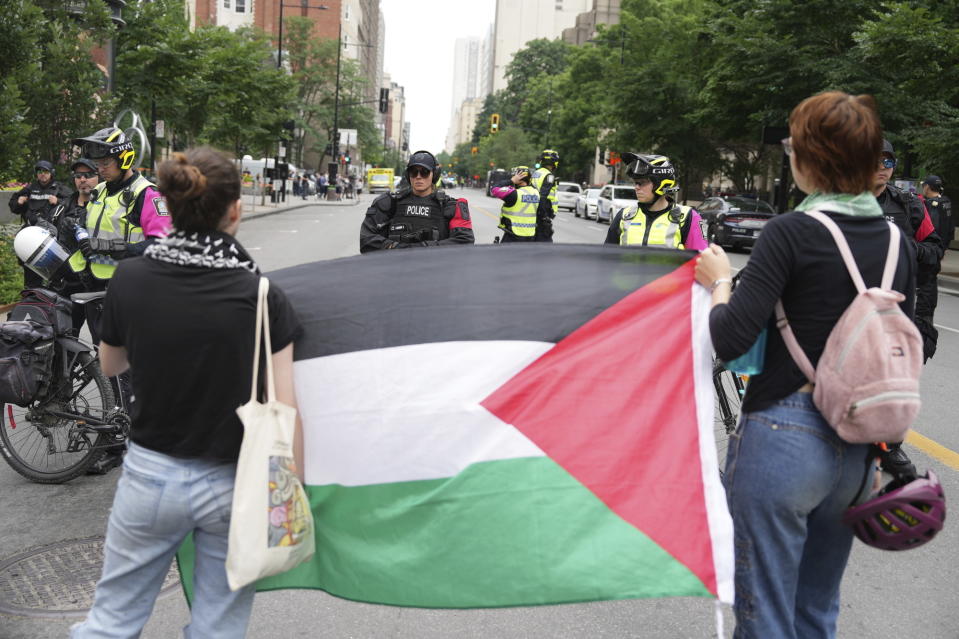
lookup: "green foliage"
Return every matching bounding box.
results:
[0,230,23,305]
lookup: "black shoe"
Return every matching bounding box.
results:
[881,445,918,482]
[87,450,125,475]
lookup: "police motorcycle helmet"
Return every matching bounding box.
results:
[841,470,946,551]
[72,127,136,171]
[623,152,677,197]
[538,149,560,169]
[407,150,440,184]
[13,226,71,282]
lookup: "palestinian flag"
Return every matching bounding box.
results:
[178,244,733,607]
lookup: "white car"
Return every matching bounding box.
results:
[575,188,601,219]
[596,184,638,224]
[556,182,582,211]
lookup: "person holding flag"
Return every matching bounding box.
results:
[605,153,708,250]
[696,91,917,638]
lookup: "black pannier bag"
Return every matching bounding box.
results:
[7,289,73,336]
[0,320,55,406]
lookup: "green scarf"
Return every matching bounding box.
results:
[794,191,882,217]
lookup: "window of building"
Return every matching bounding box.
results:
[345,4,351,21]
[235,0,245,11]
[223,0,230,8]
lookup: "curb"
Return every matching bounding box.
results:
[242,197,363,221]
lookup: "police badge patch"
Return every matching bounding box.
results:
[154,196,170,216]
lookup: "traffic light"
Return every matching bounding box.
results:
[490,113,500,134]
[345,154,351,164]
[471,146,478,155]
[379,88,389,114]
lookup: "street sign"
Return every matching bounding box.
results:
[339,129,358,145]
[279,144,286,158]
[155,120,165,139]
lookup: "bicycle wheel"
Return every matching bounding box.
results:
[713,360,746,476]
[0,352,115,483]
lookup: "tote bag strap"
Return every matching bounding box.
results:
[248,277,277,404]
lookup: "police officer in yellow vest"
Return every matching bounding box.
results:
[531,149,559,242]
[69,127,172,287]
[68,127,172,474]
[491,166,539,242]
[605,153,708,250]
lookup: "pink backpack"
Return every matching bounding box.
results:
[776,210,922,444]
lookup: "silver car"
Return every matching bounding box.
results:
[596,184,638,224]
[575,188,601,219]
[556,182,582,211]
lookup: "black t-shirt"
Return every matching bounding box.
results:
[100,256,302,462]
[710,210,916,413]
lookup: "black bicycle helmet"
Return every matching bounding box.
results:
[72,127,136,171]
[623,152,677,196]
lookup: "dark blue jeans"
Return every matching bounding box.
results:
[724,392,874,639]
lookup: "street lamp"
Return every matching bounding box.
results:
[276,0,328,69]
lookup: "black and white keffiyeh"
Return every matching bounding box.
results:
[144,230,260,273]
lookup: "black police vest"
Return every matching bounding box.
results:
[878,186,912,235]
[388,194,449,243]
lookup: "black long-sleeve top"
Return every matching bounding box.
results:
[710,210,916,413]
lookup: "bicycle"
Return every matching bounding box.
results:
[713,358,746,475]
[0,289,130,483]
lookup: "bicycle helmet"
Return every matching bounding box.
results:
[842,470,946,551]
[539,149,560,169]
[72,127,136,171]
[623,152,677,196]
[13,226,71,282]
[511,165,532,183]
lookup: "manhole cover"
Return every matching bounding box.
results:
[0,537,181,618]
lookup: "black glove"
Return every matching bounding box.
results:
[78,236,94,259]
[914,316,938,362]
[90,237,129,259]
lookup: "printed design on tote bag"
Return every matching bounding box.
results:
[268,456,311,548]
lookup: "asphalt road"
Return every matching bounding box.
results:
[2,188,957,638]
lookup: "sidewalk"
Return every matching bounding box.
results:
[939,248,959,286]
[240,191,363,221]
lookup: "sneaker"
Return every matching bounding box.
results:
[86,450,124,475]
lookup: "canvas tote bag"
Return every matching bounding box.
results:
[226,277,315,591]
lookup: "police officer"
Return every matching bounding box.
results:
[360,150,474,253]
[605,153,708,250]
[8,160,73,287]
[491,166,539,242]
[920,175,953,249]
[872,140,943,481]
[872,140,942,361]
[69,127,171,474]
[531,149,559,242]
[69,127,171,290]
[54,159,101,330]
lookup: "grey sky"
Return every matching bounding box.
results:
[381,0,496,153]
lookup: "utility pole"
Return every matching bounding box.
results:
[331,21,342,183]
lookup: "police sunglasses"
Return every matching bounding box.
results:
[880,157,897,169]
[72,172,97,180]
[408,168,431,178]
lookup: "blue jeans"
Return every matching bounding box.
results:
[71,443,255,639]
[724,392,874,639]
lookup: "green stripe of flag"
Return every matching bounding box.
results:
[178,457,711,607]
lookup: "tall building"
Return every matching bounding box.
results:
[382,74,408,163]
[445,31,495,153]
[445,98,485,154]
[450,37,482,116]
[562,0,621,45]
[491,0,591,92]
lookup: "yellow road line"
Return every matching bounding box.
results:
[906,430,959,470]
[471,203,500,221]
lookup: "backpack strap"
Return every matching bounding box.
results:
[774,211,903,384]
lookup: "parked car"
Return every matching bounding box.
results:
[698,196,776,251]
[575,188,601,219]
[556,182,582,211]
[596,184,638,224]
[485,169,509,196]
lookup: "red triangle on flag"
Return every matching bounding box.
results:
[481,259,717,595]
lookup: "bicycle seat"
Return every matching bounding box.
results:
[72,291,107,304]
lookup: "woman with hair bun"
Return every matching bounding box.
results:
[696,92,917,638]
[72,148,303,638]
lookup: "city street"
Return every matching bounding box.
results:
[2,189,958,638]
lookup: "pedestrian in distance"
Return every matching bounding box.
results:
[920,174,953,250]
[605,153,708,250]
[70,147,303,639]
[491,165,539,243]
[359,150,474,252]
[531,149,559,242]
[8,160,72,287]
[696,91,918,639]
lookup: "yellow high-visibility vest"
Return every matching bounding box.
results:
[619,203,691,249]
[498,185,539,237]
